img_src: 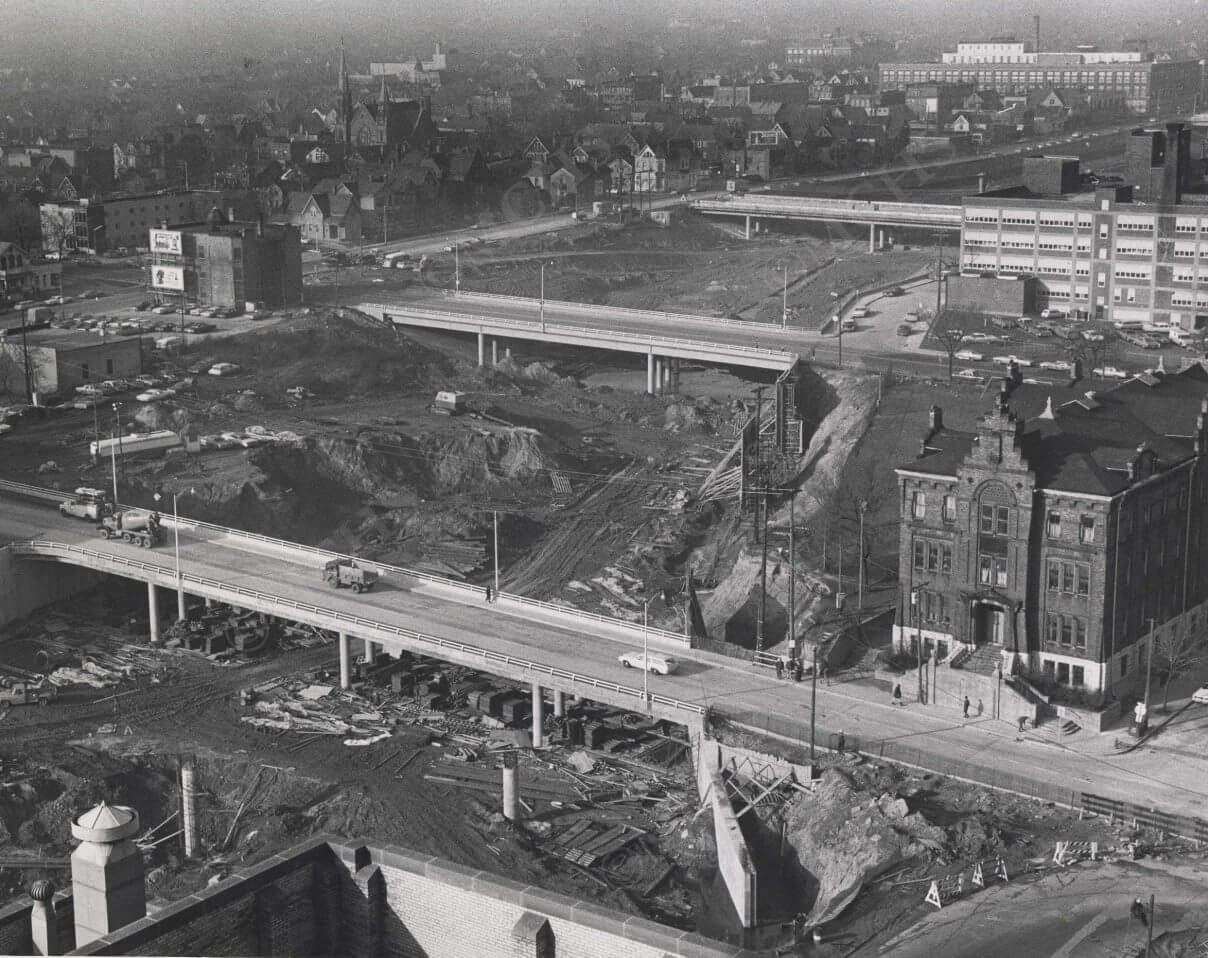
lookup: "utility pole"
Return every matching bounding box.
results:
[934,231,945,317]
[781,264,788,329]
[857,499,868,609]
[809,644,818,763]
[1146,894,1155,957]
[18,307,32,403]
[1145,617,1156,728]
[912,587,925,703]
[788,492,796,662]
[752,385,768,656]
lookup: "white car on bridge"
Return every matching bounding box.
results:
[954,349,984,361]
[992,354,1034,367]
[617,651,679,675]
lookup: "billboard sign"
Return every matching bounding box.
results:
[152,266,184,291]
[150,229,182,255]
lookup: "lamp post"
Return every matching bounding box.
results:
[109,403,121,505]
[539,262,546,332]
[493,509,500,601]
[642,598,651,709]
[781,263,789,328]
[911,586,927,704]
[154,489,189,620]
[454,242,460,293]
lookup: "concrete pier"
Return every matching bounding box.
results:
[531,683,544,748]
[147,583,159,644]
[339,632,351,690]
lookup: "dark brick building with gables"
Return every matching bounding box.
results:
[895,364,1208,696]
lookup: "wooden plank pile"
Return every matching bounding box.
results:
[549,820,644,867]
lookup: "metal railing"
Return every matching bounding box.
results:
[12,538,706,718]
[0,479,690,648]
[1080,792,1208,844]
[360,303,799,365]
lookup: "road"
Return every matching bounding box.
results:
[5,495,1208,820]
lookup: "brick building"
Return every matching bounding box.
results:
[0,330,143,398]
[148,211,302,309]
[894,366,1208,695]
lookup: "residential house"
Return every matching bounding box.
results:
[632,145,665,194]
[0,241,61,299]
[277,191,362,244]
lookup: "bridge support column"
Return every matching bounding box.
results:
[662,359,672,393]
[147,583,159,644]
[654,357,663,394]
[531,683,544,748]
[477,332,485,367]
[552,690,565,718]
[673,358,681,389]
[505,344,512,359]
[868,222,876,253]
[744,215,751,240]
[877,228,884,250]
[364,640,377,665]
[491,338,498,365]
[338,633,351,690]
[646,352,655,394]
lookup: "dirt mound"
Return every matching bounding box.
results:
[429,428,550,487]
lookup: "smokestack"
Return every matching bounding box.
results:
[1034,15,1041,54]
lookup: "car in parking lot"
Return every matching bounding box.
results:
[135,387,177,402]
[960,332,995,343]
[1192,684,1208,705]
[151,305,175,315]
[992,354,1034,367]
[954,368,983,381]
[954,349,984,361]
[186,322,217,333]
[1039,360,1074,372]
[887,286,905,296]
[208,362,241,376]
[1093,365,1130,379]
[1081,330,1106,342]
[617,650,679,675]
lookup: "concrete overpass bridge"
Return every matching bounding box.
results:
[691,194,963,247]
[3,480,1207,828]
[359,292,798,395]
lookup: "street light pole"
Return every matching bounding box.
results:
[493,510,500,600]
[173,491,185,620]
[782,265,788,329]
[643,598,650,709]
[109,406,120,506]
[539,263,545,332]
[455,242,460,293]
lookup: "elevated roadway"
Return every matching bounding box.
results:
[3,487,1208,820]
[692,194,962,244]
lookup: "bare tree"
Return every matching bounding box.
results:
[39,206,75,259]
[929,313,967,380]
[1063,329,1118,380]
[1153,626,1205,711]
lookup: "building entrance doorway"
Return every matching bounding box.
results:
[973,601,1006,645]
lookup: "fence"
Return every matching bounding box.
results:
[714,705,1082,809]
[1080,793,1208,844]
[13,539,708,721]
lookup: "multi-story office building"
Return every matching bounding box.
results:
[879,51,1199,115]
[895,369,1208,695]
[785,37,854,66]
[148,210,302,309]
[40,190,204,255]
[959,124,1208,332]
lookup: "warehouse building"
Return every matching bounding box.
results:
[0,328,143,399]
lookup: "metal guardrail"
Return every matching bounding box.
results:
[1080,792,1208,844]
[0,479,690,648]
[12,538,706,718]
[361,303,798,365]
[445,290,788,336]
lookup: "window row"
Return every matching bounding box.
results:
[1045,613,1088,650]
[913,539,953,573]
[910,492,957,521]
[1045,512,1096,543]
[1047,559,1091,596]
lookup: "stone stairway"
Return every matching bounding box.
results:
[952,643,1003,676]
[1031,713,1082,740]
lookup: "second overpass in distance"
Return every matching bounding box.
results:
[359,291,799,393]
[692,193,963,245]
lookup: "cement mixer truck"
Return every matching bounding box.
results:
[97,510,164,549]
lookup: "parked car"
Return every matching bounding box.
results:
[1093,365,1130,379]
[208,362,241,376]
[133,301,152,311]
[135,388,177,402]
[887,286,905,296]
[151,305,175,315]
[896,324,914,336]
[1192,684,1208,705]
[992,354,1034,367]
[1039,360,1074,372]
[1040,307,1067,320]
[617,651,679,675]
[954,349,984,361]
[186,322,217,333]
[954,368,983,380]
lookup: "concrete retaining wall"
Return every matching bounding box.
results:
[695,735,759,929]
[0,546,103,629]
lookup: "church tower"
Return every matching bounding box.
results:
[338,37,352,144]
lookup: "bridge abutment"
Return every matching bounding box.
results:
[646,352,655,394]
[491,337,498,365]
[868,222,875,253]
[477,332,485,367]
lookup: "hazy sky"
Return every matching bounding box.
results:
[3,0,1205,65]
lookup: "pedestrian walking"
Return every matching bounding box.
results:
[963,696,971,718]
[775,658,784,680]
[793,660,803,683]
[1017,714,1029,733]
[977,699,984,717]
[484,585,493,603]
[1130,898,1148,927]
[892,683,902,706]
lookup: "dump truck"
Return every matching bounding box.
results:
[323,558,378,593]
[59,487,112,520]
[0,679,58,709]
[97,510,164,549]
[430,390,466,416]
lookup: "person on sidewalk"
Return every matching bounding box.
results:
[1130,898,1148,927]
[963,696,971,718]
[775,658,784,680]
[1018,714,1029,733]
[892,683,903,706]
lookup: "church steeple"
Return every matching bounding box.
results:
[338,37,352,145]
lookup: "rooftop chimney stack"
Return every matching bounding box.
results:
[29,880,60,956]
[70,802,146,948]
